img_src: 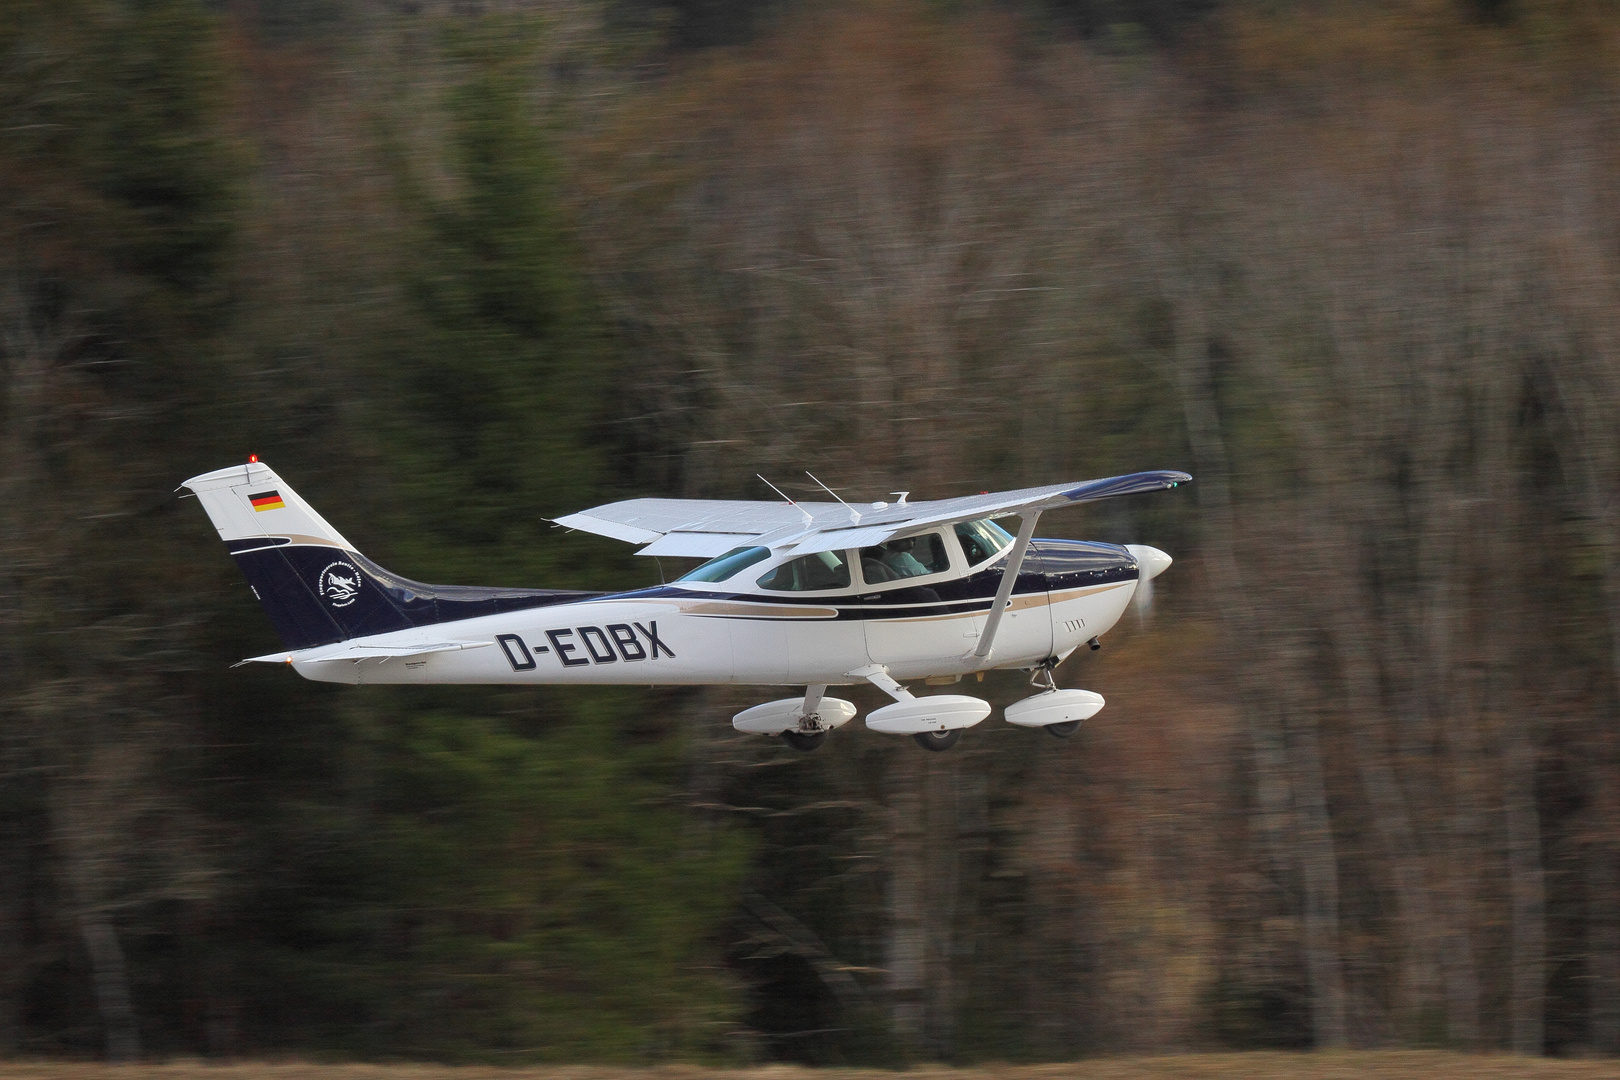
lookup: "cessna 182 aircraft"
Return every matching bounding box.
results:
[182,460,1189,751]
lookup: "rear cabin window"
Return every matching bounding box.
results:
[678,545,770,583]
[756,550,852,592]
[859,533,950,584]
[955,518,1015,565]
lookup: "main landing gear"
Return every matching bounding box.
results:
[913,729,962,752]
[730,658,1108,753]
[733,685,855,752]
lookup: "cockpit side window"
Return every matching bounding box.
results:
[756,550,853,592]
[954,518,1015,566]
[859,532,950,584]
[678,545,771,583]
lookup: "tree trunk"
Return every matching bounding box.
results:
[1168,285,1348,1046]
[49,757,143,1062]
[1589,827,1620,1054]
[1505,720,1545,1056]
[1286,707,1350,1049]
[886,749,927,1054]
[1594,506,1620,1054]
[0,832,25,1054]
[1438,776,1483,1047]
[921,752,959,1057]
[78,912,140,1062]
[1336,620,1448,1031]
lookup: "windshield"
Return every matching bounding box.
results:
[954,518,1015,565]
[677,546,771,583]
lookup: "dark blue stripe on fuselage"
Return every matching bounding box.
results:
[233,544,603,652]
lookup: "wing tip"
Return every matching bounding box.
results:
[1062,470,1193,502]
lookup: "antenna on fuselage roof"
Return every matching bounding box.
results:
[805,471,861,525]
[757,473,812,529]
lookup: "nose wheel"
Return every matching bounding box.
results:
[912,729,962,752]
[1044,720,1081,738]
[781,730,826,752]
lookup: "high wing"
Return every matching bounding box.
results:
[553,471,1191,558]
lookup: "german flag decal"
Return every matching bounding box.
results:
[249,490,286,512]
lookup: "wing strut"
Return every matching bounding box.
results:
[974,512,1041,661]
[847,664,914,701]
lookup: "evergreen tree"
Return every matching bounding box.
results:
[209,18,749,1059]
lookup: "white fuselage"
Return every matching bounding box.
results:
[291,548,1138,687]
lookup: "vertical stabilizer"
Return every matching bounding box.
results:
[181,461,410,651]
[182,461,597,656]
[182,461,357,551]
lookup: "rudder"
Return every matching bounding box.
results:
[181,461,412,651]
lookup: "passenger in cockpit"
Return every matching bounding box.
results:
[881,538,930,578]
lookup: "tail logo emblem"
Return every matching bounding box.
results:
[318,560,362,608]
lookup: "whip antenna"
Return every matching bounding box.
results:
[806,471,861,524]
[758,474,812,528]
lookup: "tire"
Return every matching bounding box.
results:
[913,729,962,752]
[781,730,826,752]
[1045,720,1081,739]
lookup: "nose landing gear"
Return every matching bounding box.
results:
[1004,659,1105,736]
[781,730,827,752]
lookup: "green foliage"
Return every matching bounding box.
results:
[229,696,749,1061]
[197,17,747,1061]
[1,2,745,1062]
[0,0,240,324]
[378,19,622,586]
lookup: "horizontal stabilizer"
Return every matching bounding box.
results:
[236,640,494,667]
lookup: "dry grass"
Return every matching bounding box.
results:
[0,1055,1614,1080]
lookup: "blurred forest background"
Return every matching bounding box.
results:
[4,0,1620,1064]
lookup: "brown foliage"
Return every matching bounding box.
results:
[577,0,1620,1056]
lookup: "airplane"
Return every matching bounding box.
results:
[181,460,1189,751]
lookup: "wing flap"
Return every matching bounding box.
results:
[637,531,758,558]
[789,525,910,554]
[551,511,662,545]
